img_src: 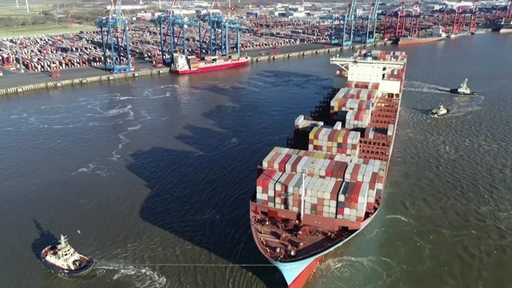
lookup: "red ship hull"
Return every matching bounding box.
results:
[171,58,250,75]
[398,36,445,45]
[288,256,323,288]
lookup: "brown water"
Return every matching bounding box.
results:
[0,32,511,288]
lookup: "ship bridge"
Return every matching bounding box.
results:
[330,52,407,94]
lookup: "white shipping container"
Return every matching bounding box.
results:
[364,165,373,182]
[357,164,366,182]
[285,155,298,173]
[345,162,355,181]
[388,124,394,136]
[261,150,277,169]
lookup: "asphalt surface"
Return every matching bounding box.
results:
[0,43,334,91]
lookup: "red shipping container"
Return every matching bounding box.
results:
[279,154,292,172]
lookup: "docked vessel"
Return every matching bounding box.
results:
[449,78,475,95]
[431,104,449,117]
[396,25,446,45]
[396,35,445,45]
[492,19,512,34]
[41,234,95,277]
[249,50,407,287]
[170,53,250,75]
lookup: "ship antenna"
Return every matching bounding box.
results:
[300,170,306,222]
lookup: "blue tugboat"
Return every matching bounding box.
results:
[41,234,95,277]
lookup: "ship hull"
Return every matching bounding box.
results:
[274,215,376,287]
[449,88,476,95]
[171,58,250,75]
[41,247,95,277]
[398,36,445,45]
[251,203,378,287]
[250,50,407,287]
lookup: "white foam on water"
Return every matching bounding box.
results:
[77,163,96,173]
[140,110,152,121]
[385,214,411,223]
[160,84,179,89]
[74,162,109,176]
[404,81,450,94]
[95,261,167,288]
[444,94,484,117]
[109,105,135,120]
[10,113,28,119]
[127,125,142,131]
[318,256,399,287]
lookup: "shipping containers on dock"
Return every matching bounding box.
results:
[250,49,408,288]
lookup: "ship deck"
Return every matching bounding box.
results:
[250,50,407,269]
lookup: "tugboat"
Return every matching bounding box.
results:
[450,78,476,95]
[431,104,449,117]
[41,234,95,277]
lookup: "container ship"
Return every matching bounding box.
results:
[170,53,250,74]
[249,49,407,287]
[395,25,446,45]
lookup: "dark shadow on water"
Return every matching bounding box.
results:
[32,219,58,261]
[128,136,284,287]
[128,70,332,288]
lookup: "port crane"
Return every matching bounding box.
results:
[365,0,380,44]
[155,0,198,66]
[329,0,356,46]
[201,0,245,57]
[342,0,357,46]
[96,0,133,73]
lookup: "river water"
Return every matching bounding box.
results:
[1,32,511,288]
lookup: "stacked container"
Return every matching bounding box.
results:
[308,126,360,157]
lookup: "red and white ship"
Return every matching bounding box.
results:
[249,49,408,287]
[41,234,95,277]
[170,53,250,75]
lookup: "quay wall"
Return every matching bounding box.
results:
[0,67,169,96]
[0,42,389,96]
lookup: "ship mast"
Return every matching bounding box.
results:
[300,170,306,222]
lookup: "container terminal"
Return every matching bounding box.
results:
[0,0,510,92]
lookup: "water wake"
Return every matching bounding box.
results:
[404,81,450,94]
[385,214,411,223]
[95,260,167,288]
[318,256,399,287]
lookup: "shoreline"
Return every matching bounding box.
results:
[0,42,389,96]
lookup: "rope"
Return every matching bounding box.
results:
[125,263,274,267]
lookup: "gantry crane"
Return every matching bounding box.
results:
[342,0,357,46]
[96,0,132,73]
[155,0,200,66]
[365,0,380,43]
[468,0,479,34]
[198,0,245,57]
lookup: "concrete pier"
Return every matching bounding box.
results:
[0,42,390,96]
[0,67,170,96]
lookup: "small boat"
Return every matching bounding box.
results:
[41,234,95,277]
[449,78,476,95]
[431,104,449,117]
